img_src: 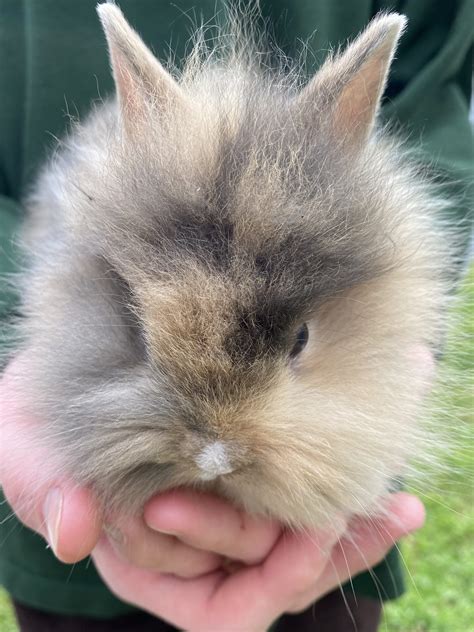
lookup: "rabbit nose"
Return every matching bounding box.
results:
[195,441,235,481]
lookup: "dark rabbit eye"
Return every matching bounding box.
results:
[290,323,309,358]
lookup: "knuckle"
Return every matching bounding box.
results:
[292,565,319,590]
[291,551,328,590]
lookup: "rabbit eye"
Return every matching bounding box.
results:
[290,323,309,358]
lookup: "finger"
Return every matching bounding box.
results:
[93,514,346,630]
[0,364,102,563]
[93,538,227,630]
[144,489,280,564]
[320,493,425,593]
[2,465,102,564]
[105,515,222,578]
[249,520,347,611]
[50,485,103,563]
[287,492,425,612]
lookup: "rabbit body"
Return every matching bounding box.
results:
[13,5,449,527]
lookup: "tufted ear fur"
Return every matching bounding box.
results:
[97,2,184,130]
[298,13,406,148]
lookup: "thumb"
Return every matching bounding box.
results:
[0,361,102,563]
[41,485,103,563]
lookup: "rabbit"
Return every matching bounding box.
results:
[9,3,451,529]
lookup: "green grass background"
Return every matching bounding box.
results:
[1,267,473,631]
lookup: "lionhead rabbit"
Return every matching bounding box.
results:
[13,3,449,528]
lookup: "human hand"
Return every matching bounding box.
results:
[93,492,425,632]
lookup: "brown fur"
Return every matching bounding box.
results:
[9,3,452,527]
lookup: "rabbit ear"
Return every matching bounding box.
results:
[298,14,406,148]
[97,2,183,129]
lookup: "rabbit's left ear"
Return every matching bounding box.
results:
[97,3,184,131]
[298,14,406,147]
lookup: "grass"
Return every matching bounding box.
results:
[0,589,16,632]
[0,268,472,631]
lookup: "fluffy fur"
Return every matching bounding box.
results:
[11,3,451,527]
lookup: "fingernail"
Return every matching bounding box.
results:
[43,488,63,556]
[152,527,178,537]
[145,515,178,536]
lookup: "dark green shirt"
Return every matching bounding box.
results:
[0,0,472,620]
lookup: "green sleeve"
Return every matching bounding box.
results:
[379,0,473,255]
[0,196,21,319]
[0,189,23,353]
[0,0,24,340]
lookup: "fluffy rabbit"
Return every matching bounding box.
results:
[11,4,449,528]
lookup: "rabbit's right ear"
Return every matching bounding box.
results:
[297,14,406,149]
[97,2,184,132]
